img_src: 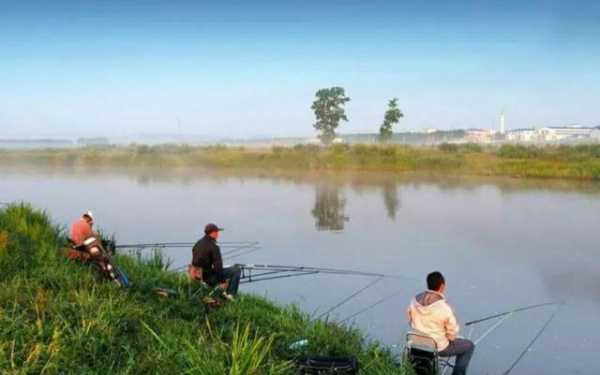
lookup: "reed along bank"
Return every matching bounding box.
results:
[2,143,600,180]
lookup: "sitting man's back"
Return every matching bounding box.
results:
[407,271,475,375]
[70,211,95,247]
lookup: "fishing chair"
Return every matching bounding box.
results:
[403,331,453,375]
[188,264,204,282]
[187,265,223,303]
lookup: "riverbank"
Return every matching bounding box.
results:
[0,203,405,374]
[1,143,600,180]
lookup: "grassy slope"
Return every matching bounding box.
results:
[1,143,600,180]
[0,204,406,374]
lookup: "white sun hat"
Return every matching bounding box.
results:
[83,210,94,221]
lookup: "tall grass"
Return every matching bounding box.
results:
[0,204,406,374]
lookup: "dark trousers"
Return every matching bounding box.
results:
[206,266,242,295]
[439,338,475,375]
[222,265,241,295]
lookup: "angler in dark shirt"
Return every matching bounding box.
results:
[192,223,241,298]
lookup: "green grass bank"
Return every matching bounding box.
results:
[0,203,406,374]
[2,143,600,180]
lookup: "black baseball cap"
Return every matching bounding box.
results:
[204,223,224,235]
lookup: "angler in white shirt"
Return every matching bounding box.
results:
[407,271,475,375]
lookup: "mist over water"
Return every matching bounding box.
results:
[1,166,599,374]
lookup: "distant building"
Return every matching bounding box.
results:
[304,137,345,145]
[465,128,494,143]
[77,137,111,146]
[506,128,537,142]
[537,126,595,142]
[425,128,438,134]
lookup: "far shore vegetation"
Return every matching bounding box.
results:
[1,143,600,180]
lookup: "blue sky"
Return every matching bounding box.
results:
[1,0,599,138]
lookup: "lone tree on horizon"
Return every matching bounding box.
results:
[311,87,350,145]
[379,98,403,143]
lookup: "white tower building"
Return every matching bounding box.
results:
[500,111,506,135]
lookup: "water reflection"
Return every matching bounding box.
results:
[4,165,600,196]
[382,182,400,220]
[312,185,349,231]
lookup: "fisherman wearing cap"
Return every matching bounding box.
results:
[70,211,96,249]
[191,223,241,300]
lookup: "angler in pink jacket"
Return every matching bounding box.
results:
[407,271,475,375]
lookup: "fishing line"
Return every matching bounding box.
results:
[221,243,261,257]
[473,312,513,345]
[223,246,261,260]
[239,270,320,284]
[502,305,561,375]
[317,276,384,320]
[466,324,475,341]
[340,288,405,323]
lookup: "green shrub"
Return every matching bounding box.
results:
[438,143,458,152]
[0,203,63,281]
[497,144,541,159]
[460,143,483,153]
[330,143,350,153]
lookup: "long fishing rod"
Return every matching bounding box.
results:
[239,270,320,284]
[502,305,561,375]
[116,242,261,259]
[239,263,410,278]
[465,302,559,327]
[466,301,562,355]
[115,241,259,249]
[236,263,393,284]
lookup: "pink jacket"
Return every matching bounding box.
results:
[406,290,459,351]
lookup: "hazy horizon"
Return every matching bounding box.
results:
[2,1,599,138]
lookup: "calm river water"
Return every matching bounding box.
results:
[1,166,599,374]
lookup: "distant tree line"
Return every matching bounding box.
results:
[311,87,404,145]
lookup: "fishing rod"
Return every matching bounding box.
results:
[465,302,560,327]
[236,263,396,284]
[115,241,262,259]
[502,305,561,375]
[465,301,562,357]
[115,241,259,249]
